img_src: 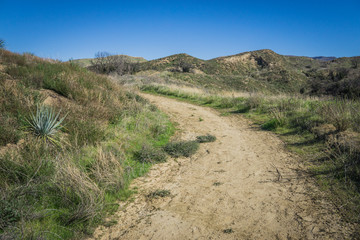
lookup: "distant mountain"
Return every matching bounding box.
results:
[312,56,337,61]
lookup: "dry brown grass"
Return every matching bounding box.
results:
[90,148,125,192]
[53,155,104,225]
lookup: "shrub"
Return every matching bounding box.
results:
[318,100,352,132]
[261,119,279,130]
[196,134,216,143]
[26,104,67,144]
[0,39,5,49]
[134,144,167,163]
[179,61,193,73]
[147,189,171,199]
[163,140,199,158]
[245,95,262,109]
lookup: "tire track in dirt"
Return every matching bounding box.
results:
[89,93,353,240]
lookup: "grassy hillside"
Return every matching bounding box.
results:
[0,50,173,239]
[116,50,358,97]
[76,50,360,97]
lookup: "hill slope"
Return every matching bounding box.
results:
[0,50,172,239]
[131,50,360,96]
[74,50,360,96]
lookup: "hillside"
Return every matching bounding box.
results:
[74,50,360,97]
[0,50,172,239]
[109,50,360,96]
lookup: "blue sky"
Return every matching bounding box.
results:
[1,0,359,61]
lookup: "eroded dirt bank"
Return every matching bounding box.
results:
[90,93,353,240]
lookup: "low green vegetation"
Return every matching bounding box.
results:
[223,228,234,234]
[134,144,167,163]
[164,140,200,158]
[0,50,174,239]
[196,134,216,143]
[147,189,171,199]
[213,181,222,186]
[141,84,360,227]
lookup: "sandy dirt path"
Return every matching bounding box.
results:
[90,93,353,240]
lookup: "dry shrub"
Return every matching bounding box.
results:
[90,148,125,192]
[276,98,302,112]
[245,95,262,109]
[53,156,104,225]
[319,100,352,132]
[325,132,360,186]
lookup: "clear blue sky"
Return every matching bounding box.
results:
[1,0,359,61]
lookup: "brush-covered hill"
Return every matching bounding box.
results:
[75,50,360,97]
[0,50,172,239]
[133,50,360,96]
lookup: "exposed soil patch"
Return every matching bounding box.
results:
[89,93,354,239]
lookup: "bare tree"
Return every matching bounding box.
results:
[0,39,5,49]
[90,51,139,75]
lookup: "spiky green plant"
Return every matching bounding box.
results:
[26,104,67,143]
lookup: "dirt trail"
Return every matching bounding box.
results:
[90,94,353,240]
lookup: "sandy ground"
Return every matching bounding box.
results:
[89,93,354,240]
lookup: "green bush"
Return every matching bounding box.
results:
[261,119,279,130]
[164,140,199,158]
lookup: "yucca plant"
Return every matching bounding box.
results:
[26,104,67,144]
